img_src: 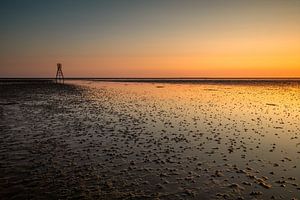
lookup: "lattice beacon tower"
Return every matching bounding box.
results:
[56,63,64,84]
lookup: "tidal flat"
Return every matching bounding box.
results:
[0,80,299,199]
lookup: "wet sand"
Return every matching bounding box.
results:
[0,80,299,199]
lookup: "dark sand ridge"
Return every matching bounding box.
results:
[0,80,299,199]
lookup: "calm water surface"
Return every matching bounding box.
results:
[0,80,299,199]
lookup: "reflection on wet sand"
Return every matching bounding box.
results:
[0,80,299,199]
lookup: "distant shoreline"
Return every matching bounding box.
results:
[1,77,300,80]
[1,77,300,85]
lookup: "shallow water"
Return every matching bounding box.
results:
[0,80,299,199]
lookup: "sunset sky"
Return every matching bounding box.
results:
[0,0,299,78]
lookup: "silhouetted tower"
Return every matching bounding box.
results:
[56,63,64,83]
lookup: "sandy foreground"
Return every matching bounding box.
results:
[0,80,299,199]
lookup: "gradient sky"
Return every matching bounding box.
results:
[0,0,299,78]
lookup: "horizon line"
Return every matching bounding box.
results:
[1,77,300,80]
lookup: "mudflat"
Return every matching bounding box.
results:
[0,80,299,199]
